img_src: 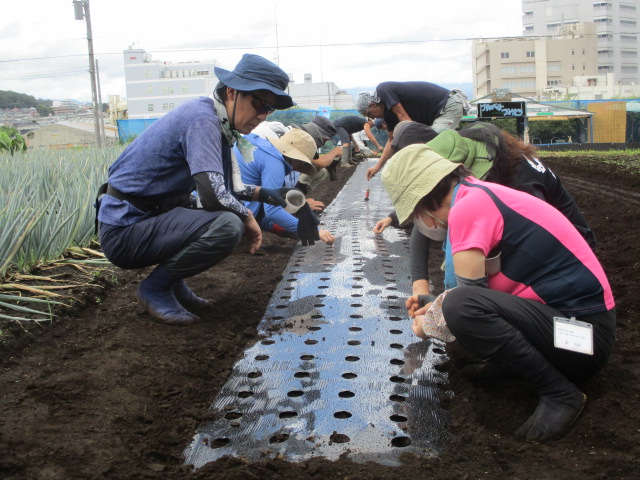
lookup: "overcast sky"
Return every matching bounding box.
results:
[0,0,523,104]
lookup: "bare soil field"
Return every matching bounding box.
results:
[1,154,639,480]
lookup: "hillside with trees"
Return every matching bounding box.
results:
[0,90,53,116]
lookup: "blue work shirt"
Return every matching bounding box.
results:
[98,97,228,226]
[236,133,299,233]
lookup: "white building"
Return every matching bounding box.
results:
[286,73,354,110]
[123,47,219,120]
[522,0,640,85]
[544,72,640,99]
[122,48,354,120]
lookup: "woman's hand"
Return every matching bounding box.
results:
[373,216,393,234]
[406,296,432,318]
[406,279,431,318]
[412,315,428,339]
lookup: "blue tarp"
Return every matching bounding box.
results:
[117,119,158,142]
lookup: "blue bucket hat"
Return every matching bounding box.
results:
[214,54,295,109]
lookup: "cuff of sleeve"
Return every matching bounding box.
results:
[389,211,400,229]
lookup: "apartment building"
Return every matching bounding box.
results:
[473,23,598,98]
[522,0,639,85]
[123,47,219,120]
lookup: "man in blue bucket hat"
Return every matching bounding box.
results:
[96,54,317,326]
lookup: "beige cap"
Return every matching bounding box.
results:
[268,129,317,176]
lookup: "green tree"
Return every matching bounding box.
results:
[36,103,54,116]
[528,119,578,144]
[0,90,53,110]
[0,126,27,155]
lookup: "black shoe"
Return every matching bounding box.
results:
[515,390,587,442]
[474,330,587,442]
[352,152,366,163]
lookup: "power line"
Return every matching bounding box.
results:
[0,67,87,80]
[3,32,639,64]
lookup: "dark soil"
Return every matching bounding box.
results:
[1,155,639,480]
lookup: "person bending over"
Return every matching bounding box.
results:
[381,145,615,442]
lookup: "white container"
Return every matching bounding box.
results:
[284,189,306,214]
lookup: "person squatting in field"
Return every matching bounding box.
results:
[96,54,320,326]
[236,128,335,246]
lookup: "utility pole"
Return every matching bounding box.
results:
[95,59,106,143]
[73,0,102,148]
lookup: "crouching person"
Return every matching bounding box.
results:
[236,129,335,246]
[381,144,616,442]
[96,54,297,326]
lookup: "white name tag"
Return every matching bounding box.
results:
[553,317,593,355]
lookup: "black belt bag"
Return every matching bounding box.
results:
[94,183,191,234]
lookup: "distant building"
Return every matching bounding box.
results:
[51,99,79,116]
[473,22,598,99]
[286,73,354,110]
[123,47,219,120]
[25,121,118,150]
[108,94,128,123]
[544,72,640,100]
[522,0,640,85]
[121,48,354,123]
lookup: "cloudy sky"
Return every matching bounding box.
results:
[1,0,523,103]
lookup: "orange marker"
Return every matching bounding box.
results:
[364,188,370,201]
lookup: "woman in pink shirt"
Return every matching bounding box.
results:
[381,144,616,443]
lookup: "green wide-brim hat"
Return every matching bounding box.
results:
[381,144,461,226]
[426,130,494,180]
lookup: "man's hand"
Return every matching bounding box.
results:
[257,187,289,207]
[313,146,343,169]
[373,216,393,234]
[243,211,262,254]
[307,198,325,212]
[319,229,335,246]
[294,203,321,246]
[366,163,382,181]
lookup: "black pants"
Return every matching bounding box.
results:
[442,287,616,382]
[99,208,243,279]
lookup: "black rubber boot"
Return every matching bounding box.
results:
[135,266,199,325]
[173,280,212,310]
[327,159,340,181]
[494,332,586,442]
